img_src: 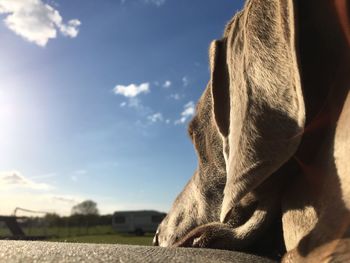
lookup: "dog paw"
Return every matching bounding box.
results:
[172,222,242,250]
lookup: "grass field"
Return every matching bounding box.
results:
[0,225,154,246]
[51,233,153,245]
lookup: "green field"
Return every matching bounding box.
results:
[51,233,153,245]
[0,225,154,246]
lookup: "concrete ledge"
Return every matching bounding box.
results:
[0,241,276,262]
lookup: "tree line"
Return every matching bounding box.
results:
[21,200,113,228]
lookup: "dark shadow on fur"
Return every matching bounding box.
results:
[285,0,350,257]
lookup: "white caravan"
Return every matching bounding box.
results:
[112,210,166,235]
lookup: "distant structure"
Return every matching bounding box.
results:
[112,210,166,236]
[0,215,26,237]
[12,207,49,217]
[0,207,51,240]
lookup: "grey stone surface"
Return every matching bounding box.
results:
[0,241,276,262]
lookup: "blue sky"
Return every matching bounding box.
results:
[0,0,243,215]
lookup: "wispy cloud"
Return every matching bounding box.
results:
[162,80,172,88]
[0,0,81,47]
[175,101,195,125]
[71,175,78,182]
[120,98,152,115]
[70,170,87,182]
[0,171,52,190]
[74,169,87,175]
[128,97,145,109]
[114,83,152,114]
[30,172,57,180]
[113,82,150,98]
[169,93,182,100]
[144,0,166,6]
[147,112,163,123]
[52,195,78,204]
[182,76,189,87]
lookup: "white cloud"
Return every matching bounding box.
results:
[175,101,195,125]
[0,0,81,47]
[162,80,172,88]
[182,101,195,116]
[113,82,150,98]
[115,83,152,114]
[0,171,52,190]
[59,19,81,38]
[147,112,163,123]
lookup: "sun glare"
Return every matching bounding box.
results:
[0,103,15,122]
[0,91,16,128]
[0,89,19,152]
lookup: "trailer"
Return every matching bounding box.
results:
[112,210,166,235]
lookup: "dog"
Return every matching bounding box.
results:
[154,0,350,262]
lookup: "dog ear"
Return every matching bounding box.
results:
[209,39,230,138]
[210,0,306,223]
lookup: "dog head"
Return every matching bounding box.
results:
[154,0,305,250]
